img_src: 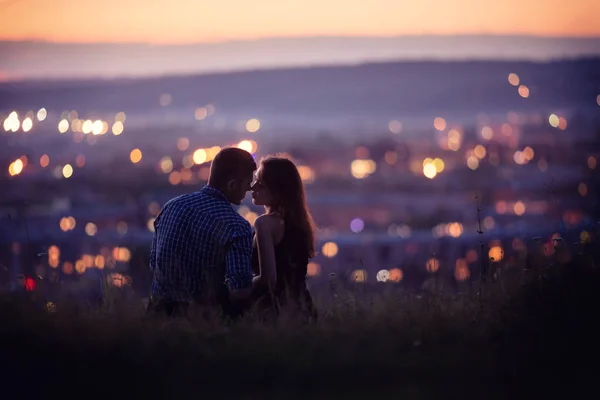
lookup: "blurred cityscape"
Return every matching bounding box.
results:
[1,58,599,298]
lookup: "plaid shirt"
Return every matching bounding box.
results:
[149,186,254,303]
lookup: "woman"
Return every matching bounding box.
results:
[250,155,318,321]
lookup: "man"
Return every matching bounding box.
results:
[147,147,256,317]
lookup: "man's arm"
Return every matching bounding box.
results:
[224,222,254,301]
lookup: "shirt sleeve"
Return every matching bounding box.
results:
[153,203,194,292]
[149,213,160,271]
[224,221,254,291]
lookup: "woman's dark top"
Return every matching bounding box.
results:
[251,222,317,320]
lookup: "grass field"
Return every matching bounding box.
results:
[1,239,599,399]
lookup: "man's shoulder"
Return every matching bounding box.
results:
[163,191,251,232]
[211,206,252,232]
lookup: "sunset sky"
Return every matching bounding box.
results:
[1,0,599,44]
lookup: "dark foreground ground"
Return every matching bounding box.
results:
[1,247,599,399]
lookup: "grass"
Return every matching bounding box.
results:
[1,240,599,399]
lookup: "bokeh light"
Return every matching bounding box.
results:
[130,149,143,164]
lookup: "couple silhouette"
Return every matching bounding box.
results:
[147,147,317,322]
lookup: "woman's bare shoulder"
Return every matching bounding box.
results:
[255,213,284,232]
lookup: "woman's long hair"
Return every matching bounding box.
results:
[260,155,317,258]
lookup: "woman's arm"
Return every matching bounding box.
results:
[252,215,278,291]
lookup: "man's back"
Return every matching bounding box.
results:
[149,186,254,304]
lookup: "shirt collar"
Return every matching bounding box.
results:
[201,185,231,204]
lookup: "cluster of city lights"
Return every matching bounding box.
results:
[57,111,126,136]
[46,244,131,278]
[2,109,46,133]
[422,157,446,179]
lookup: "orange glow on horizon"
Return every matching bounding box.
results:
[0,1,598,44]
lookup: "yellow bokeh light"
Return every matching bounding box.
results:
[37,108,47,121]
[432,158,445,173]
[447,222,463,238]
[113,247,132,262]
[130,149,142,164]
[467,156,479,170]
[207,146,221,160]
[159,157,174,174]
[480,126,493,140]
[59,217,70,232]
[71,119,82,132]
[513,201,526,216]
[473,145,486,159]
[246,118,261,133]
[58,119,69,133]
[21,117,33,132]
[423,163,437,179]
[508,73,520,86]
[112,121,124,135]
[237,139,258,153]
[350,159,376,179]
[433,117,447,131]
[82,120,93,134]
[8,159,24,176]
[193,148,208,164]
[91,120,103,135]
[244,212,258,227]
[62,164,73,178]
[549,113,559,128]
[321,242,338,258]
[297,166,315,183]
[488,246,504,261]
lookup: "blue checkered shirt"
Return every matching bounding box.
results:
[149,186,254,303]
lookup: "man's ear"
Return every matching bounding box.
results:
[226,179,237,192]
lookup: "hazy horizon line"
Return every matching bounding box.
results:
[1,32,600,46]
